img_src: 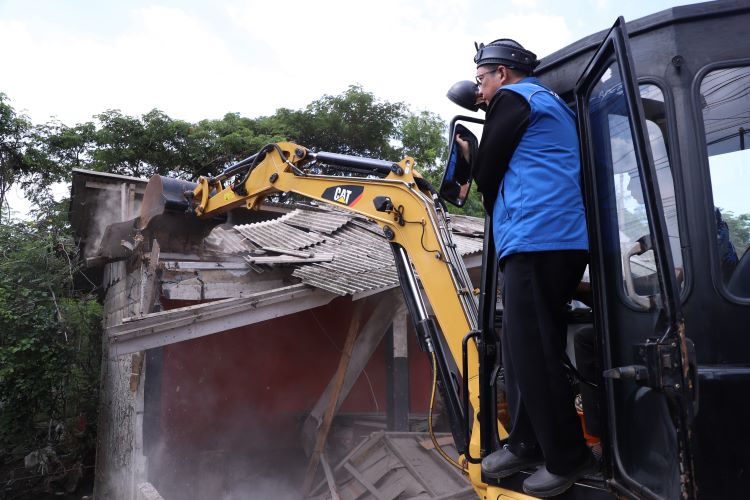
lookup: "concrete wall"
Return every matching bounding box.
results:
[94,258,149,500]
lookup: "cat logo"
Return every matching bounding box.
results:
[334,187,353,204]
[321,185,364,207]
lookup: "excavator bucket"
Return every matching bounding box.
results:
[139,175,197,228]
[96,175,225,260]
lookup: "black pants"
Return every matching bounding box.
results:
[501,250,589,475]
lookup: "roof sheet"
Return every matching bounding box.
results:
[205,205,483,296]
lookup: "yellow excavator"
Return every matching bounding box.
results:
[142,140,498,497]
[138,4,750,498]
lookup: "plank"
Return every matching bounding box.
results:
[319,454,341,500]
[301,291,399,454]
[301,300,365,495]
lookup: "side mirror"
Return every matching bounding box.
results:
[440,117,483,207]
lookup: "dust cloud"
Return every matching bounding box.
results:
[83,188,141,258]
[145,415,314,500]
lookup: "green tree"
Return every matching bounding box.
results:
[398,110,485,217]
[0,215,101,454]
[183,113,284,179]
[89,109,194,178]
[448,183,486,218]
[721,209,750,257]
[35,109,284,182]
[22,120,96,207]
[278,85,407,158]
[399,110,446,184]
[0,93,37,220]
[7,86,483,218]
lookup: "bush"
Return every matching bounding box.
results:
[0,217,101,482]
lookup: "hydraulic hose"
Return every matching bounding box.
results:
[428,351,467,472]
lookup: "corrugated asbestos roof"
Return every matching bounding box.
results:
[235,220,326,250]
[204,206,483,296]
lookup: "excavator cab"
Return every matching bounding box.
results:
[455,3,750,499]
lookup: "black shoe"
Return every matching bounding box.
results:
[481,445,544,479]
[522,453,598,498]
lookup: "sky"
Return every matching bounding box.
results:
[1,0,705,216]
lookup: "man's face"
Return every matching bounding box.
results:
[475,64,506,104]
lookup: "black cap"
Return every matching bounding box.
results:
[474,38,539,74]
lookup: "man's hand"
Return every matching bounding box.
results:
[459,182,470,199]
[455,134,471,163]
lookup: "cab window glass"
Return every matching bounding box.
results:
[586,63,683,496]
[591,76,684,309]
[699,67,750,296]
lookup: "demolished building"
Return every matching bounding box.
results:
[70,168,484,500]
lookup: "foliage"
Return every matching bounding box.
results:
[21,120,96,207]
[278,85,407,158]
[0,214,101,462]
[721,209,750,257]
[0,94,37,220]
[399,110,446,171]
[447,183,487,218]
[3,85,486,217]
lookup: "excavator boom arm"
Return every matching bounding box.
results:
[150,141,490,495]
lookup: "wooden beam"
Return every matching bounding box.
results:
[301,290,400,454]
[161,253,334,268]
[159,266,292,301]
[320,453,341,500]
[243,254,334,265]
[386,305,410,431]
[108,284,336,356]
[160,279,291,301]
[139,240,160,317]
[136,482,165,500]
[129,352,144,393]
[342,463,389,500]
[259,245,316,258]
[301,300,364,495]
[84,180,146,193]
[162,261,253,271]
[130,241,160,393]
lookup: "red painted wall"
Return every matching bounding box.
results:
[158,295,433,452]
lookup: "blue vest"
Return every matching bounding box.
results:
[492,78,588,260]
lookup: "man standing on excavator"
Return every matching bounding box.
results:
[456,38,594,497]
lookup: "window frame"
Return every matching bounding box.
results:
[593,76,690,310]
[636,77,692,304]
[692,59,750,305]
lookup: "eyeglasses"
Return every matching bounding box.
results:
[475,68,498,85]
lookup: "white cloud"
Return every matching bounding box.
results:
[480,13,574,58]
[0,6,271,123]
[590,0,610,10]
[107,5,263,120]
[0,0,578,130]
[0,0,699,218]
[0,1,478,126]
[511,0,539,7]
[225,0,479,119]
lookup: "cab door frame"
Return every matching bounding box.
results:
[575,17,697,499]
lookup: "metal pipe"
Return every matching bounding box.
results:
[462,331,482,464]
[477,214,500,457]
[390,243,468,455]
[311,151,400,175]
[212,152,261,182]
[391,244,430,322]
